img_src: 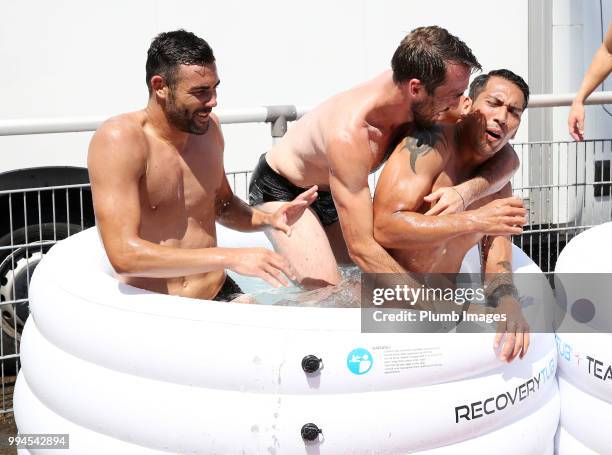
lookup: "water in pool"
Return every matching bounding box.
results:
[228,266,361,307]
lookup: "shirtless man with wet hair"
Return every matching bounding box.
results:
[249,26,522,288]
[374,69,531,362]
[88,30,316,301]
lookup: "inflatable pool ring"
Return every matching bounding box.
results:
[554,222,612,454]
[555,426,599,455]
[15,227,559,454]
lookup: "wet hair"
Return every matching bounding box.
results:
[146,30,215,95]
[391,26,481,93]
[468,69,530,110]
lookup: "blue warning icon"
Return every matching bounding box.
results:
[347,348,373,375]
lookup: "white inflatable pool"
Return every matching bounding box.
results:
[554,222,612,455]
[15,227,559,454]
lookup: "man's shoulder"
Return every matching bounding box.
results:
[316,87,373,129]
[328,70,398,127]
[89,111,149,165]
[400,124,454,156]
[385,124,454,175]
[96,111,147,143]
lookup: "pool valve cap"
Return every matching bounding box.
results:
[301,355,322,374]
[301,423,322,441]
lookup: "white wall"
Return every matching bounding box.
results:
[1,0,529,173]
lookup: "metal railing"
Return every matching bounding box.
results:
[1,92,612,414]
[0,106,311,138]
[1,91,611,137]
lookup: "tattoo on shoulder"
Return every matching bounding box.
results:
[402,126,447,173]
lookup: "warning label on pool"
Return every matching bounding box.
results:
[382,346,443,374]
[347,348,374,375]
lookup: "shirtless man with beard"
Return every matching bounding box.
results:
[374,69,531,362]
[249,26,523,288]
[88,30,316,301]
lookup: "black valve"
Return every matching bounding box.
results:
[301,355,322,374]
[301,423,322,441]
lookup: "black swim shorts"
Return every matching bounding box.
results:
[248,154,339,226]
[213,275,244,302]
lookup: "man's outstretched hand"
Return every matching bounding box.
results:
[268,186,318,236]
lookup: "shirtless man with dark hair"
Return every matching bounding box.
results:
[88,30,316,301]
[249,26,522,288]
[374,69,531,362]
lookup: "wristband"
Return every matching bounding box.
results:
[450,187,465,211]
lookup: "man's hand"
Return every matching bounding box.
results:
[458,109,487,139]
[228,248,297,288]
[468,197,527,236]
[267,186,318,236]
[494,296,530,362]
[424,186,466,215]
[568,102,585,141]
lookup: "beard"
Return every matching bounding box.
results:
[412,99,437,130]
[166,90,210,135]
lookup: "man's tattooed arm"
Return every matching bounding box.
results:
[481,235,518,306]
[403,126,448,173]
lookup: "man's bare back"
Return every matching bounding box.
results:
[266,72,407,190]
